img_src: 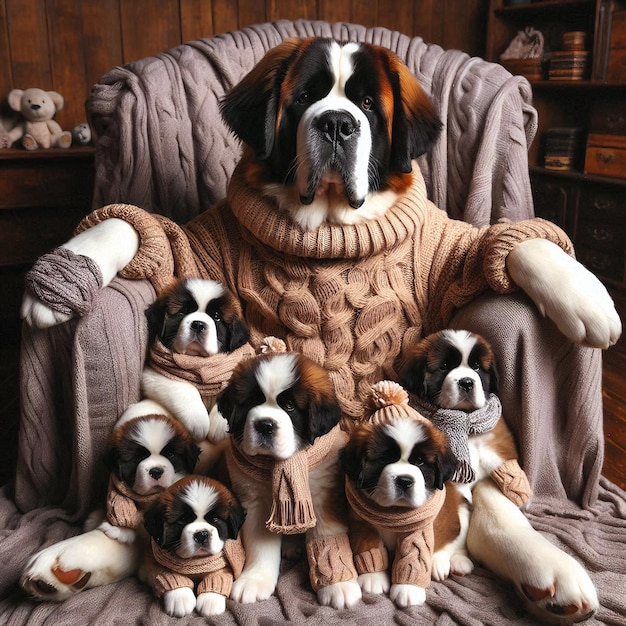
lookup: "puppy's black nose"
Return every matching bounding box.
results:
[194,529,209,545]
[458,377,474,391]
[149,467,164,480]
[395,475,414,492]
[190,320,207,333]
[315,111,358,144]
[255,419,276,437]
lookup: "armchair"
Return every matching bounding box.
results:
[2,19,624,625]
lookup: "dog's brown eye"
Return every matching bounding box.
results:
[472,362,481,371]
[210,310,222,322]
[296,92,309,105]
[362,96,373,110]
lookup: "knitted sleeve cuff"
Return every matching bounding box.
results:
[106,491,141,529]
[197,570,234,597]
[354,545,389,575]
[490,458,532,507]
[74,203,176,289]
[306,533,358,591]
[482,218,574,293]
[154,572,194,597]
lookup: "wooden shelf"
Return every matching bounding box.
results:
[530,165,626,186]
[495,0,595,17]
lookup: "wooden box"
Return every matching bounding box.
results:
[584,134,626,178]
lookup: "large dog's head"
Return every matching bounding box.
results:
[220,38,441,230]
[145,278,250,357]
[217,352,341,460]
[398,330,499,411]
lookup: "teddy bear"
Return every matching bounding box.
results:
[6,88,72,150]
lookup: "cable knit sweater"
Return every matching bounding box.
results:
[77,155,573,420]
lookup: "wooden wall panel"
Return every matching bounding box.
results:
[0,0,488,143]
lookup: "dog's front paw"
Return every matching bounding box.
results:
[21,292,73,328]
[316,580,362,609]
[507,239,621,348]
[357,571,390,594]
[207,404,229,442]
[450,553,474,576]
[196,591,226,616]
[432,552,452,581]
[389,583,426,608]
[97,521,136,544]
[514,551,598,624]
[163,587,196,617]
[230,571,276,603]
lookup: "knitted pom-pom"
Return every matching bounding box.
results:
[367,381,409,410]
[259,336,287,354]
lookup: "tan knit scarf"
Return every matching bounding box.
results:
[148,338,256,398]
[410,393,502,483]
[226,424,347,534]
[150,537,245,578]
[345,479,445,587]
[106,475,163,529]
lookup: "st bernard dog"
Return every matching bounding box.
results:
[21,412,200,601]
[141,277,251,443]
[398,330,599,623]
[217,351,361,609]
[141,475,246,618]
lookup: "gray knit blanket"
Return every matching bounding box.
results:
[2,20,625,625]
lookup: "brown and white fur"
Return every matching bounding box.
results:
[141,277,250,443]
[141,475,246,617]
[21,412,200,601]
[21,39,620,352]
[399,330,599,623]
[217,351,361,609]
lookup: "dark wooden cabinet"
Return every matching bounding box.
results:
[487,0,626,286]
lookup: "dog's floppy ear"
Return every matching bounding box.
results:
[144,298,168,353]
[226,497,246,540]
[434,449,457,490]
[397,346,429,400]
[226,317,251,352]
[340,427,370,489]
[184,442,202,474]
[220,38,303,160]
[384,50,442,173]
[488,362,500,395]
[143,502,167,546]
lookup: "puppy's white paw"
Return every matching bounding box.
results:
[432,552,451,581]
[196,591,226,616]
[507,239,622,348]
[207,405,229,442]
[21,292,72,328]
[316,580,362,609]
[389,583,426,608]
[450,553,474,576]
[20,529,139,601]
[357,571,390,594]
[230,571,276,603]
[163,587,196,617]
[97,521,136,544]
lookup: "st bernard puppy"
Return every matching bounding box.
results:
[217,351,361,609]
[341,381,456,608]
[141,475,246,618]
[142,277,251,443]
[21,412,200,601]
[398,330,599,623]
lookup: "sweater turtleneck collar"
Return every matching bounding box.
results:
[227,155,428,261]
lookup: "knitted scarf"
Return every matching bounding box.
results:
[225,424,347,534]
[345,479,445,587]
[106,475,162,529]
[410,393,502,483]
[148,338,256,398]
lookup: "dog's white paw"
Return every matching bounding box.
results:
[507,239,621,348]
[97,521,136,544]
[357,571,390,594]
[21,292,72,328]
[196,591,226,616]
[230,571,276,603]
[389,583,426,608]
[163,587,196,617]
[432,552,451,581]
[316,580,362,609]
[450,553,474,576]
[20,529,139,601]
[207,405,229,442]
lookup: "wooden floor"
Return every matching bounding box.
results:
[602,285,626,491]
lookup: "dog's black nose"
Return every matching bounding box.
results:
[149,467,164,480]
[395,475,414,492]
[255,419,276,437]
[315,111,358,144]
[190,320,207,333]
[458,377,474,391]
[194,529,209,545]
